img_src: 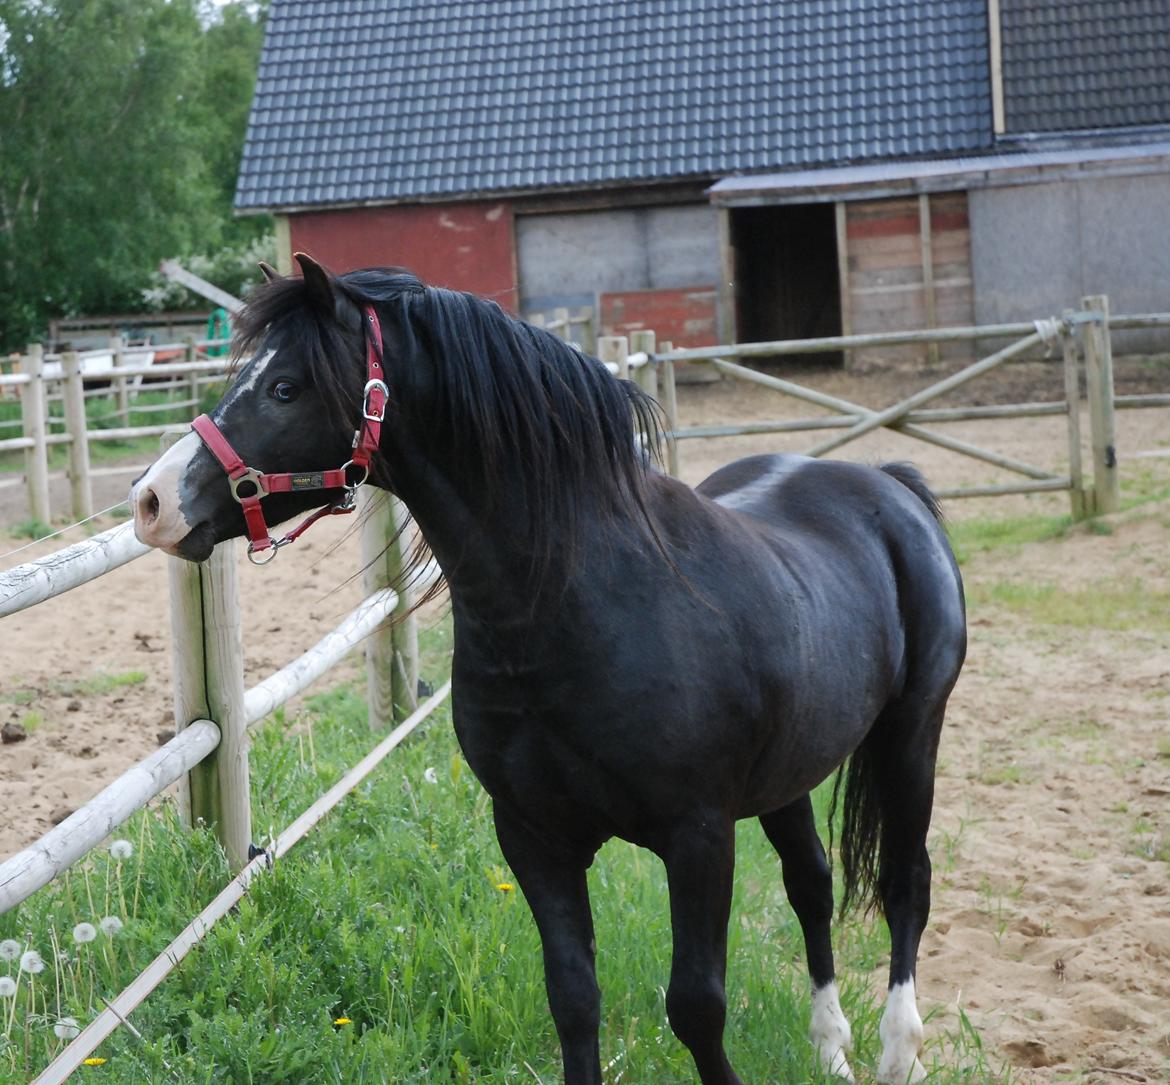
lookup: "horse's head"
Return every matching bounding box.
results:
[131,254,371,562]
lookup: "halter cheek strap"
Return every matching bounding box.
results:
[192,304,387,564]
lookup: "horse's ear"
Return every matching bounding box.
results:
[258,261,282,283]
[294,251,335,309]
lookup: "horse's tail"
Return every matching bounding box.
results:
[880,461,944,522]
[828,728,885,917]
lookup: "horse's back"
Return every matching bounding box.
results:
[695,452,966,692]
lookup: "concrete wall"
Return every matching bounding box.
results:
[288,201,518,311]
[515,204,719,314]
[970,173,1170,349]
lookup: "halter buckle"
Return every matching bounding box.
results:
[228,467,268,503]
[362,379,390,422]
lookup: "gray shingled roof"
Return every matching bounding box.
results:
[236,0,994,212]
[1000,0,1170,134]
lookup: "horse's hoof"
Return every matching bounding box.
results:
[876,1053,926,1084]
[810,983,855,1081]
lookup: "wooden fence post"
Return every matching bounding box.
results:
[1060,318,1088,518]
[659,340,680,476]
[598,335,630,379]
[360,488,419,726]
[61,351,93,521]
[577,307,596,354]
[167,519,252,870]
[1081,295,1119,515]
[111,335,129,419]
[553,306,571,341]
[185,337,200,416]
[20,344,51,525]
[629,329,659,400]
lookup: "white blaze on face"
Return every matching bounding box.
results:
[130,431,204,551]
[216,349,274,410]
[877,979,927,1085]
[809,981,855,1082]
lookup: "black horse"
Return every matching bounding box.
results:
[132,255,966,1085]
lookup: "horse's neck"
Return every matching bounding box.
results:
[384,447,631,633]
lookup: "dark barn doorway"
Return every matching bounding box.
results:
[731,203,842,364]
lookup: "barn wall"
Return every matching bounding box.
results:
[600,286,718,347]
[287,201,519,311]
[970,172,1170,350]
[845,192,974,363]
[515,204,719,345]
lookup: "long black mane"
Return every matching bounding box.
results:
[233,268,664,593]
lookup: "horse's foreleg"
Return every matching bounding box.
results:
[663,816,744,1085]
[760,798,854,1082]
[492,804,602,1085]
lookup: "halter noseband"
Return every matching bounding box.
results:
[191,305,388,565]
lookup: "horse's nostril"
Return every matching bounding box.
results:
[140,487,160,526]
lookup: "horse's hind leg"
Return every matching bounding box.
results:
[493,805,602,1085]
[760,797,854,1081]
[662,815,744,1085]
[872,702,948,1085]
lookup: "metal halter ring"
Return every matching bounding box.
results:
[229,468,268,504]
[362,379,390,422]
[341,459,370,489]
[246,539,284,566]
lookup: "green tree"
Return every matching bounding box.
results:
[0,0,268,351]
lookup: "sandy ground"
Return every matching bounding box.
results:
[2,357,1168,1081]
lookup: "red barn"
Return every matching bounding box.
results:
[236,1,1170,361]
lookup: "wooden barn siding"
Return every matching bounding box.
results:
[845,193,973,364]
[287,201,519,312]
[600,286,718,348]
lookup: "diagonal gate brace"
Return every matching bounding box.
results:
[796,331,1062,480]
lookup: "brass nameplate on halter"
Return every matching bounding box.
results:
[290,473,325,490]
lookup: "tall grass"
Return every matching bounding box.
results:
[0,666,1009,1083]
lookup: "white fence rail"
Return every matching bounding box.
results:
[0,338,235,525]
[0,488,425,910]
[2,481,439,1071]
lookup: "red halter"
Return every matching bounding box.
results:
[191,305,388,564]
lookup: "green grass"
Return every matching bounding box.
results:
[946,511,1076,565]
[6,520,53,541]
[56,671,149,698]
[966,578,1170,632]
[0,627,1007,1084]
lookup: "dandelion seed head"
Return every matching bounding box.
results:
[109,839,133,860]
[100,916,124,936]
[0,977,16,997]
[73,923,97,945]
[54,1017,81,1040]
[423,766,438,784]
[19,949,44,974]
[0,939,20,961]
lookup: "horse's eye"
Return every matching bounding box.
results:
[270,380,300,403]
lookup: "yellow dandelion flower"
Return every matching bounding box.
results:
[495,882,514,892]
[83,1057,107,1066]
[333,1016,352,1026]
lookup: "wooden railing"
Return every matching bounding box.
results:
[598,297,1170,518]
[0,490,430,913]
[0,337,236,524]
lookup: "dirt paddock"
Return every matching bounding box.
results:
[2,357,1168,1081]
